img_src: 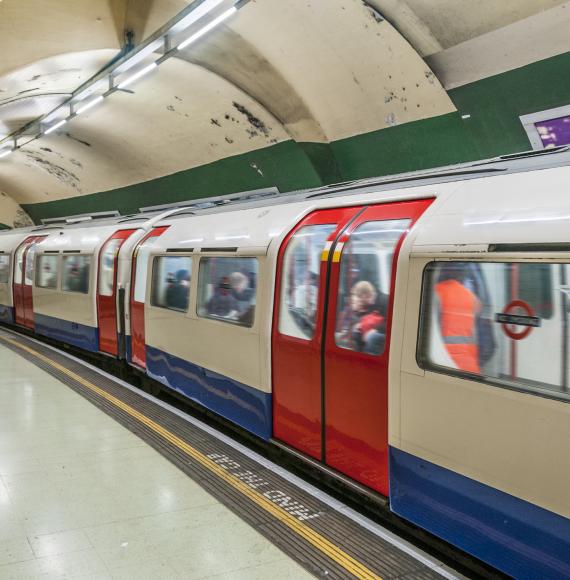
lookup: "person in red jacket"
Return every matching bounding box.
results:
[435,264,481,374]
[336,280,386,355]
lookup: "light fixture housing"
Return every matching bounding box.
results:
[177,6,237,50]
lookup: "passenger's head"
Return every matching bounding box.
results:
[229,271,248,293]
[176,269,190,285]
[351,280,377,311]
[218,276,231,294]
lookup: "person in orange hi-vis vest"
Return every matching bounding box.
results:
[435,264,482,374]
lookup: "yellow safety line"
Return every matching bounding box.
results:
[0,335,381,580]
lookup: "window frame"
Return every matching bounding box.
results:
[150,254,193,313]
[416,258,570,404]
[196,255,259,328]
[0,254,10,284]
[61,254,92,295]
[35,254,60,290]
[520,104,570,150]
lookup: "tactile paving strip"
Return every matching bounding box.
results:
[0,329,449,580]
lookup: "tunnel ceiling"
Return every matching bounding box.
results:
[0,0,569,214]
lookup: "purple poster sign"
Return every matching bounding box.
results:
[535,115,570,148]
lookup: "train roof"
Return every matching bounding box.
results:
[153,154,570,254]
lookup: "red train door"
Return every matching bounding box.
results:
[13,236,44,328]
[323,199,432,495]
[272,207,364,459]
[130,226,169,369]
[97,229,137,356]
[273,198,432,496]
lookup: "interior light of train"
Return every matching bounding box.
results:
[117,63,158,90]
[177,6,237,50]
[75,96,105,116]
[0,149,12,159]
[44,120,67,135]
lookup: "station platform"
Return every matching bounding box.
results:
[0,327,461,580]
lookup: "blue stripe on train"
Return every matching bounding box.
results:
[389,447,570,580]
[0,305,14,325]
[146,345,272,440]
[35,313,99,352]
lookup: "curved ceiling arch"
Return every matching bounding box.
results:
[1,0,569,218]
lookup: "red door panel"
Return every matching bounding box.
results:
[97,229,137,356]
[272,207,364,459]
[323,198,433,495]
[130,226,169,369]
[13,236,43,329]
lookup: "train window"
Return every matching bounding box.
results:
[24,243,38,286]
[197,257,258,327]
[98,239,122,297]
[418,261,570,402]
[151,256,192,312]
[36,255,59,289]
[133,236,162,303]
[14,244,26,285]
[62,255,91,294]
[0,255,10,284]
[335,219,410,356]
[278,224,336,339]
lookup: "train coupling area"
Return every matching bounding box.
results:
[0,327,463,579]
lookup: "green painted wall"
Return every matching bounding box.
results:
[449,50,570,158]
[22,50,570,223]
[24,140,323,223]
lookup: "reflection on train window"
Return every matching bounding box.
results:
[36,255,59,289]
[279,224,335,339]
[419,261,570,401]
[197,257,258,327]
[151,256,192,312]
[24,243,39,286]
[0,255,10,284]
[98,239,122,297]
[14,244,26,284]
[335,220,410,356]
[62,255,91,294]
[509,263,553,319]
[134,236,162,303]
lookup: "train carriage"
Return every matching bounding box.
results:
[0,149,569,578]
[0,226,62,326]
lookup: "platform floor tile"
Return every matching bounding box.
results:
[0,344,311,580]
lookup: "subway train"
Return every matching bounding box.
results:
[1,148,570,579]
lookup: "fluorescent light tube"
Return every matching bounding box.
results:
[0,149,12,159]
[44,119,67,135]
[75,95,104,115]
[117,62,157,90]
[177,6,237,50]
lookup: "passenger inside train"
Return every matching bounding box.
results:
[62,255,90,294]
[336,280,387,356]
[151,256,192,312]
[0,255,10,283]
[422,261,570,397]
[199,257,258,326]
[166,269,191,311]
